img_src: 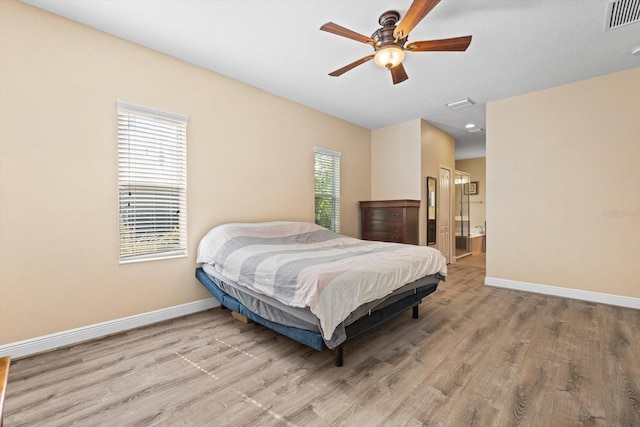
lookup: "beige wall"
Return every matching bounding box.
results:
[370,119,455,250]
[455,157,486,231]
[371,120,421,200]
[0,1,371,344]
[487,67,640,298]
[420,121,455,249]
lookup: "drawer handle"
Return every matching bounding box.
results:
[390,212,399,217]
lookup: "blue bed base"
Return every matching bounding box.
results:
[195,267,439,366]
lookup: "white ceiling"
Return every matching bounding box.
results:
[21,0,640,159]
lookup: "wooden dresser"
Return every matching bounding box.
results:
[359,199,420,245]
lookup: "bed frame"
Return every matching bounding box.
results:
[195,268,439,367]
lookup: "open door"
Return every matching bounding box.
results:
[438,166,452,263]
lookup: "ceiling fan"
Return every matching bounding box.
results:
[320,0,472,85]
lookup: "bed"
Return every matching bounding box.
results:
[196,221,447,366]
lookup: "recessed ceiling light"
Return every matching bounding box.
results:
[465,123,476,129]
[467,128,484,134]
[632,46,640,56]
[445,98,476,110]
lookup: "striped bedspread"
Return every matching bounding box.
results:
[197,222,447,340]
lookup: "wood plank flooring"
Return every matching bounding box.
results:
[4,259,639,426]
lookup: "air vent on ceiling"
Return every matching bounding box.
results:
[605,0,640,31]
[445,98,476,110]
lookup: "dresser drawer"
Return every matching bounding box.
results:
[363,208,404,222]
[362,231,403,243]
[362,220,404,233]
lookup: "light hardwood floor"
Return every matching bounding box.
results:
[455,253,486,269]
[4,260,639,426]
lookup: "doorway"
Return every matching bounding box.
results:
[454,170,471,259]
[438,166,452,263]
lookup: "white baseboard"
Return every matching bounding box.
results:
[0,298,220,360]
[485,277,640,310]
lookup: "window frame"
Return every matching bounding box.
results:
[314,146,341,233]
[117,101,188,263]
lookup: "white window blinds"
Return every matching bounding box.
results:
[117,101,188,263]
[314,146,341,233]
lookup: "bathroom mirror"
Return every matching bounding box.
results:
[426,177,437,245]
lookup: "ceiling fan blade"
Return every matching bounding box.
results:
[329,55,375,77]
[320,22,376,45]
[394,0,442,40]
[406,35,472,52]
[390,63,409,85]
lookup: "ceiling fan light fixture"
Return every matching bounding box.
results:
[374,44,405,69]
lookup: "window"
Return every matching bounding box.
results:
[314,146,341,232]
[117,101,188,263]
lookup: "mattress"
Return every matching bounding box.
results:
[202,263,443,349]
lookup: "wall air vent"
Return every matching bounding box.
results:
[605,0,640,31]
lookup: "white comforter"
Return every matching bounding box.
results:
[197,221,447,340]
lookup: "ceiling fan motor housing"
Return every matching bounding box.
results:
[372,10,407,50]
